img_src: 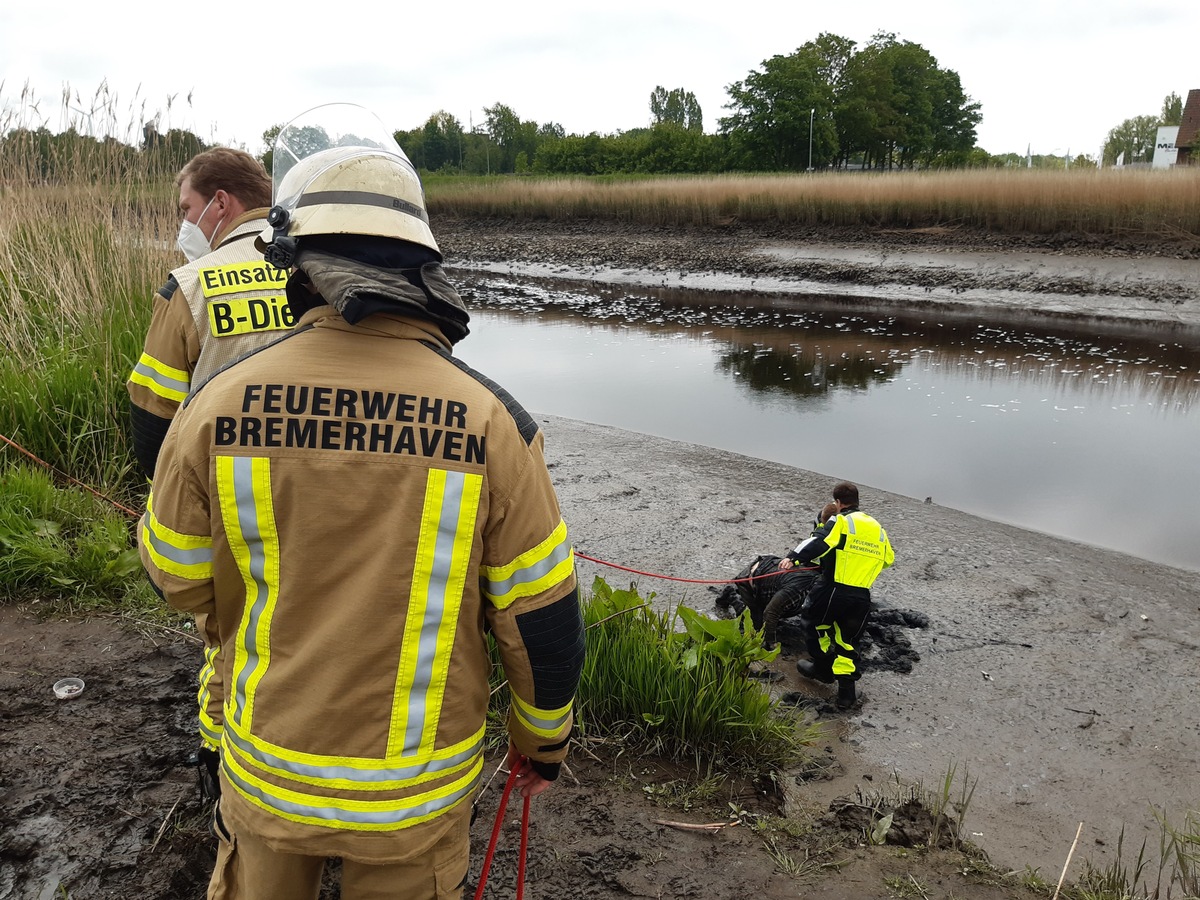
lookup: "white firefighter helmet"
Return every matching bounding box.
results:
[257,103,438,268]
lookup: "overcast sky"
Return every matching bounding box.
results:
[2,1,1194,160]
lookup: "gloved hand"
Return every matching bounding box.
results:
[194,746,221,803]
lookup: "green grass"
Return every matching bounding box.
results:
[0,464,157,614]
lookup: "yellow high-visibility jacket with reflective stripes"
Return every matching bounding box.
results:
[798,509,894,590]
[139,306,581,863]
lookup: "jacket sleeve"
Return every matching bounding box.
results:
[481,431,584,777]
[127,277,200,478]
[137,420,215,617]
[789,517,839,566]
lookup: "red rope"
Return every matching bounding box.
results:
[0,432,142,519]
[474,763,529,900]
[573,550,817,584]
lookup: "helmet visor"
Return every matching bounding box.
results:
[271,103,415,207]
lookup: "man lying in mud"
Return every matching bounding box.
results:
[714,554,818,652]
[714,502,836,650]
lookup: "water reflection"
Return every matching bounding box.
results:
[454,274,1200,572]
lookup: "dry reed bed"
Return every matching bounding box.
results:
[427,169,1200,236]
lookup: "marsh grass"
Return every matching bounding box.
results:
[573,577,814,772]
[0,465,158,614]
[424,169,1200,237]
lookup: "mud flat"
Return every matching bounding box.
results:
[438,217,1200,333]
[539,411,1200,877]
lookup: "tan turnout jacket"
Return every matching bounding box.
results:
[127,210,292,475]
[139,306,581,862]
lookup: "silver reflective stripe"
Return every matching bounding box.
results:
[231,457,269,722]
[516,705,570,732]
[132,359,189,396]
[483,540,572,597]
[845,515,857,534]
[403,471,466,755]
[144,524,213,567]
[223,761,480,826]
[226,726,482,784]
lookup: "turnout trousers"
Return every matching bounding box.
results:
[207,800,470,900]
[799,582,871,681]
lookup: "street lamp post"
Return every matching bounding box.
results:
[807,108,815,172]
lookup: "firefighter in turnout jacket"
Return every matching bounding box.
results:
[139,105,585,899]
[128,147,290,480]
[127,148,286,791]
[781,482,894,709]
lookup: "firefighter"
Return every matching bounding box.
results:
[138,104,585,899]
[127,147,289,480]
[780,482,894,710]
[127,148,285,793]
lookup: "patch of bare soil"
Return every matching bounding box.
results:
[2,604,1040,900]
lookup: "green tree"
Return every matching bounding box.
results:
[720,42,836,170]
[649,87,704,131]
[260,123,282,172]
[1161,91,1183,125]
[838,33,978,169]
[1102,115,1159,165]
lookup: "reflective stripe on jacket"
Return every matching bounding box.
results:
[127,211,292,465]
[797,510,894,589]
[139,306,581,862]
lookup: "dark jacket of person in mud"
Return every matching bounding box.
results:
[715,555,816,649]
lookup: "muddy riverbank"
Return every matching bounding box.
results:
[437,217,1200,332]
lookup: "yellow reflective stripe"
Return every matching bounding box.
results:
[129,352,189,402]
[222,741,482,832]
[389,469,482,758]
[224,716,485,790]
[140,496,213,580]
[830,623,856,675]
[511,691,572,739]
[198,643,223,747]
[217,456,281,734]
[480,519,574,609]
[197,261,288,298]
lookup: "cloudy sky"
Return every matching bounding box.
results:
[2,1,1194,160]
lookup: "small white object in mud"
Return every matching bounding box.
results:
[1140,614,1149,621]
[53,677,85,700]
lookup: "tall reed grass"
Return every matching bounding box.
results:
[0,153,175,492]
[425,169,1200,237]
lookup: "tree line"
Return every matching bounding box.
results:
[396,32,988,175]
[3,34,1191,181]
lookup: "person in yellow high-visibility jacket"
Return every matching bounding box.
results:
[780,482,894,709]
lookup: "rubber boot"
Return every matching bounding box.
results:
[835,677,858,710]
[796,658,835,684]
